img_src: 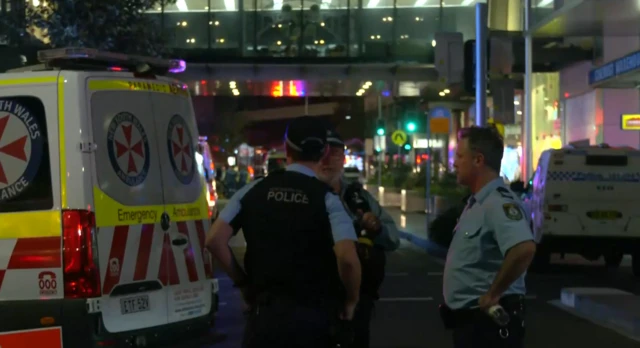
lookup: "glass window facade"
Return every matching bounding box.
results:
[531,72,561,169]
[144,0,485,62]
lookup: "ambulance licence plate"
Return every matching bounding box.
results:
[120,295,150,315]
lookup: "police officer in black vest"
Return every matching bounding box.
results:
[318,128,401,348]
[206,116,362,348]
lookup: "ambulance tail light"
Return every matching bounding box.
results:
[62,210,102,298]
[547,204,568,213]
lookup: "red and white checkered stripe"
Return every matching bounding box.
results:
[98,219,213,295]
[0,236,62,300]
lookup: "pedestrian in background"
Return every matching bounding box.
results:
[318,127,400,348]
[440,126,537,348]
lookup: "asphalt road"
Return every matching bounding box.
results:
[170,236,640,348]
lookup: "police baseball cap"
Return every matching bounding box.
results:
[285,116,328,154]
[327,127,345,148]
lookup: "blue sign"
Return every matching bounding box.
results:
[429,106,452,118]
[107,112,151,187]
[167,114,195,185]
[0,100,44,201]
[589,50,640,85]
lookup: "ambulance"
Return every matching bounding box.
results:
[197,136,218,220]
[529,143,640,276]
[0,48,219,347]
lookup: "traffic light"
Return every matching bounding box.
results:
[403,143,412,151]
[405,121,417,132]
[375,119,385,136]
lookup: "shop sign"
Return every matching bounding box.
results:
[621,114,640,130]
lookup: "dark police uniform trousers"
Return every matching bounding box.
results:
[441,295,526,348]
[343,182,386,348]
[231,170,343,348]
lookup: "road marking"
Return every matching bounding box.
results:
[379,297,434,302]
[386,272,409,276]
[427,272,443,276]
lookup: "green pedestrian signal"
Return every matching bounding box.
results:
[406,122,416,132]
[404,143,412,150]
[375,119,385,136]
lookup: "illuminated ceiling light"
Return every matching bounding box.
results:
[181,21,187,26]
[273,0,283,10]
[376,35,381,39]
[176,0,188,11]
[414,0,427,6]
[366,0,379,8]
[278,24,283,28]
[444,89,450,94]
[461,0,475,5]
[370,35,375,40]
[439,92,445,96]
[224,0,235,11]
[538,0,553,6]
[209,21,213,25]
[314,40,319,44]
[321,0,331,9]
[319,39,325,44]
[365,81,372,85]
[345,115,352,120]
[358,89,365,94]
[514,100,520,105]
[431,39,436,47]
[205,6,209,10]
[517,111,523,115]
[219,38,225,43]
[277,40,282,45]
[383,18,387,22]
[32,0,40,6]
[215,21,220,26]
[363,84,370,89]
[320,22,325,26]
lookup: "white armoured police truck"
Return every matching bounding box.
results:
[528,143,640,276]
[0,48,219,347]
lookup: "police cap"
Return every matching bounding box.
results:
[285,116,328,154]
[327,127,345,148]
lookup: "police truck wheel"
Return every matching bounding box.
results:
[632,253,640,277]
[604,252,623,269]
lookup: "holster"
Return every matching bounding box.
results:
[330,319,354,348]
[439,295,525,330]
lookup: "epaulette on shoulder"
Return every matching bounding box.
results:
[495,186,514,199]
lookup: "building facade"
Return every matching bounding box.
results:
[530,0,640,170]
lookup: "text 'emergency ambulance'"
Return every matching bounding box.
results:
[117,209,158,223]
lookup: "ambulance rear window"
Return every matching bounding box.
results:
[585,155,627,166]
[0,96,53,213]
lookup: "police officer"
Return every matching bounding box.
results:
[441,126,537,348]
[205,116,362,348]
[318,128,401,348]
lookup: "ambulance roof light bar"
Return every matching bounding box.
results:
[36,47,187,74]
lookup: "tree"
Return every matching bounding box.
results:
[18,0,176,57]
